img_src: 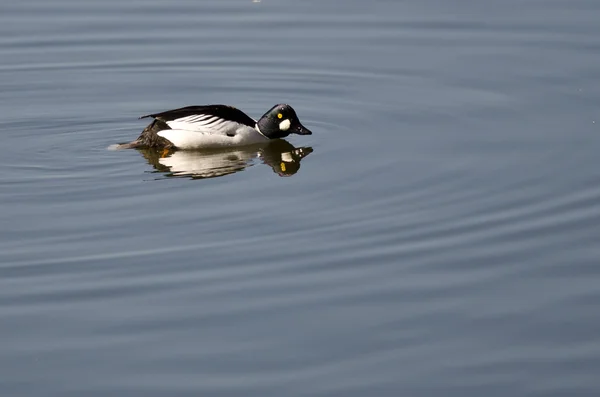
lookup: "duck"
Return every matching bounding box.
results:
[117,103,312,150]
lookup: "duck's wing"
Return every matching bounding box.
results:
[139,105,256,134]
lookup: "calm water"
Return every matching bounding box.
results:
[2,0,600,396]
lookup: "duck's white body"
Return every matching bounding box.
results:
[158,128,268,149]
[157,116,268,149]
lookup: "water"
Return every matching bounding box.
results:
[1,0,600,396]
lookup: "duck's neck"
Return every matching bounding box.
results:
[255,123,268,139]
[256,118,289,139]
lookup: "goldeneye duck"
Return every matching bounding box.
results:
[117,104,312,150]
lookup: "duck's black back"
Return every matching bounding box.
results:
[139,105,256,127]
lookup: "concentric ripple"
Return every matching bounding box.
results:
[1,1,600,396]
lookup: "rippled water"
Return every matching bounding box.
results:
[2,0,600,396]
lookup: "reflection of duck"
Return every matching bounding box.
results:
[116,104,312,149]
[139,139,313,179]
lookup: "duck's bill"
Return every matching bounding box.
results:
[293,123,312,135]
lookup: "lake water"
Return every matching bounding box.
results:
[1,0,600,396]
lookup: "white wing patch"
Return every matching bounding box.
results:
[166,115,230,133]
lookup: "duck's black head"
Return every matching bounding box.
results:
[256,104,312,139]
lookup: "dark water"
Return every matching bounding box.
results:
[2,0,600,396]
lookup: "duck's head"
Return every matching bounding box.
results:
[256,104,312,139]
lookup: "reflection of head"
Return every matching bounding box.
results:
[259,140,314,177]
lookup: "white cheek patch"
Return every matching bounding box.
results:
[281,152,293,162]
[279,119,291,131]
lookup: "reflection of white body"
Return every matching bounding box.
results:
[139,139,313,179]
[159,149,258,178]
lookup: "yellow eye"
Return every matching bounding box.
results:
[277,113,283,119]
[280,162,286,172]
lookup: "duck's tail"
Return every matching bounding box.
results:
[107,140,143,150]
[109,119,174,150]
